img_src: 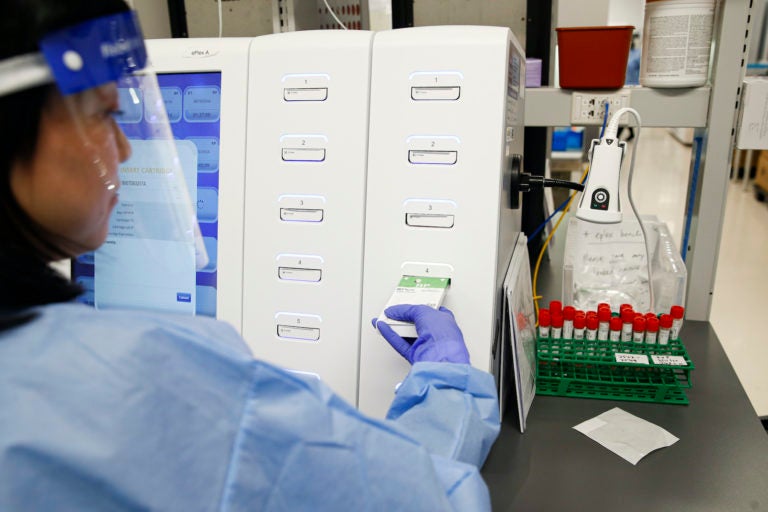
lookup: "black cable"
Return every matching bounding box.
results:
[519,173,584,193]
[540,177,584,192]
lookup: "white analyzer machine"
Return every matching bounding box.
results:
[73,27,528,413]
[359,26,525,415]
[242,30,374,405]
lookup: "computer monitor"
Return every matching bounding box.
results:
[71,38,251,332]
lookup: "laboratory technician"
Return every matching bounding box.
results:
[0,1,500,510]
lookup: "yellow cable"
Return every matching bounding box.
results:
[533,166,590,320]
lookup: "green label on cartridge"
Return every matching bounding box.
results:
[398,276,451,289]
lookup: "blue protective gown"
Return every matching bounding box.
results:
[0,303,500,511]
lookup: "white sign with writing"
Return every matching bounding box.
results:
[615,353,650,365]
[651,355,688,366]
[565,218,660,311]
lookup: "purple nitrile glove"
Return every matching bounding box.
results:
[372,304,470,364]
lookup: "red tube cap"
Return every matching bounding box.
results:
[660,314,673,329]
[598,308,612,322]
[574,314,586,329]
[633,317,646,332]
[549,301,562,315]
[586,316,599,330]
[551,312,564,328]
[621,309,635,323]
[670,305,685,319]
[563,306,576,320]
[619,303,633,314]
[609,317,622,331]
[539,309,551,327]
[597,302,610,312]
[646,317,660,333]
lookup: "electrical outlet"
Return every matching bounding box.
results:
[570,92,631,125]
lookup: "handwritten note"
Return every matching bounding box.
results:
[572,223,651,278]
[651,355,687,366]
[615,353,650,365]
[564,218,660,311]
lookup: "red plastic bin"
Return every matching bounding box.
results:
[556,26,634,89]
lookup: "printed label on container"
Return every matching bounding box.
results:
[615,353,649,365]
[651,355,687,366]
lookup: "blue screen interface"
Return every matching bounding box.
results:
[72,72,222,317]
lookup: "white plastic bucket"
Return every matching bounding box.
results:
[640,0,716,88]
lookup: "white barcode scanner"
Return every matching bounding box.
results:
[576,107,640,224]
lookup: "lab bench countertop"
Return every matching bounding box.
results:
[482,320,768,512]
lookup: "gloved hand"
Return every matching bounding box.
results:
[372,304,470,364]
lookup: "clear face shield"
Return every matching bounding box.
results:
[0,12,208,312]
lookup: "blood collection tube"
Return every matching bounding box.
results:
[586,316,598,341]
[562,306,576,339]
[658,314,673,345]
[549,300,562,316]
[620,309,634,342]
[538,309,551,339]
[633,317,646,343]
[670,305,685,340]
[573,313,586,340]
[646,316,659,344]
[597,308,611,341]
[551,312,564,340]
[609,317,622,342]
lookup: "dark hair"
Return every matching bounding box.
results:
[0,0,130,328]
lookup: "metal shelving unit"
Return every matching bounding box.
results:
[525,0,755,322]
[525,86,711,128]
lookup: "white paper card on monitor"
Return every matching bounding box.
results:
[377,275,450,338]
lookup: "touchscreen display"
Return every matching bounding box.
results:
[72,72,222,318]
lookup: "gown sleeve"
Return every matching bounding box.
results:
[0,305,500,511]
[221,360,500,511]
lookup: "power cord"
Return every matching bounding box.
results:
[613,109,653,311]
[519,174,585,193]
[532,165,590,317]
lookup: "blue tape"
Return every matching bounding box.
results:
[681,136,704,262]
[39,11,146,95]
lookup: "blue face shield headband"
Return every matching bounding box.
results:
[0,10,147,97]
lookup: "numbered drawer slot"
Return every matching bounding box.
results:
[284,88,328,102]
[400,261,454,280]
[406,135,460,166]
[408,150,457,165]
[275,312,322,341]
[278,195,326,223]
[280,208,324,222]
[411,86,461,101]
[282,74,330,102]
[276,254,323,283]
[280,135,327,162]
[403,199,457,229]
[406,213,455,228]
[409,72,462,101]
